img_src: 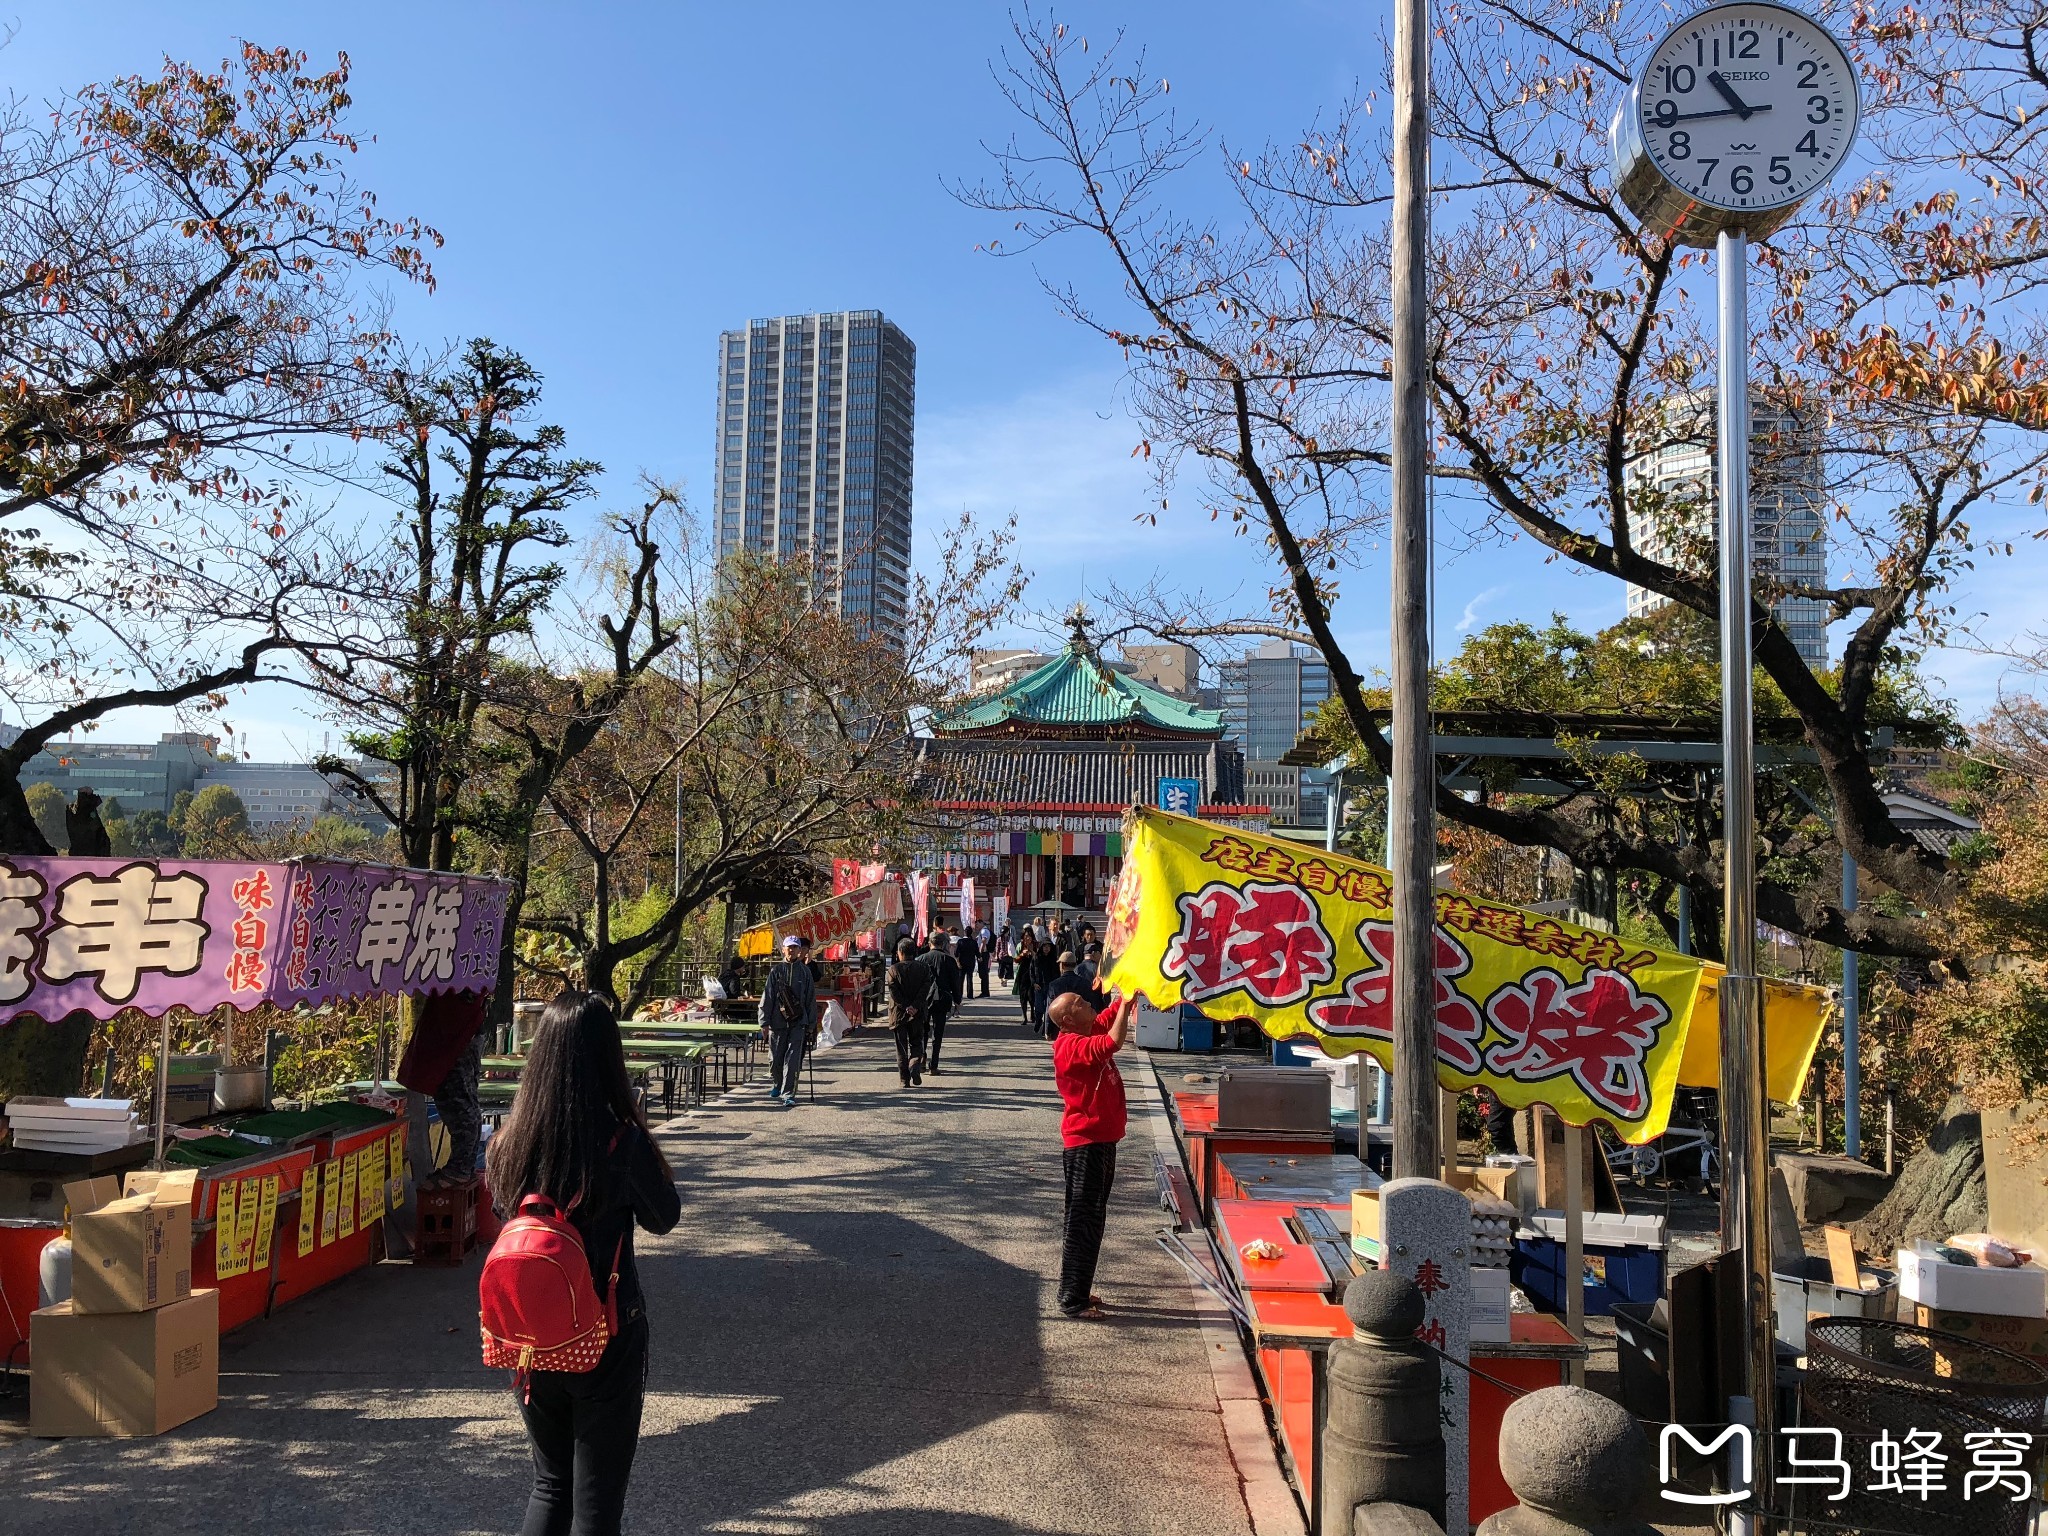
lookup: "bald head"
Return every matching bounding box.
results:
[1048,991,1097,1034]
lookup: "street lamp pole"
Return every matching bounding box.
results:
[1388,0,1438,1180]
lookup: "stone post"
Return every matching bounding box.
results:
[1473,1386,1659,1536]
[1381,1177,1474,1534]
[1321,1270,1446,1533]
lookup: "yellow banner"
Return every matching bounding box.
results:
[1103,808,1709,1143]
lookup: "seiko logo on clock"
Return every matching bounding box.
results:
[1721,71,1770,80]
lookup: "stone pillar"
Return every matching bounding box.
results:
[1321,1270,1446,1533]
[1381,1177,1474,1535]
[1473,1386,1658,1536]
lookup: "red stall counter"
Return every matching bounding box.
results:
[183,1111,407,1333]
[0,1218,63,1365]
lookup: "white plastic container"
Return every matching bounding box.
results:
[1897,1243,2048,1319]
[1471,1263,1512,1344]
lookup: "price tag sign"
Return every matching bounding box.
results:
[252,1174,281,1269]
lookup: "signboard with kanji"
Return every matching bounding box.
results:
[1156,777,1200,815]
[0,856,513,1023]
[1101,808,1828,1143]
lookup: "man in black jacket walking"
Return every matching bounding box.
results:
[926,934,962,1074]
[955,925,981,1002]
[887,939,936,1088]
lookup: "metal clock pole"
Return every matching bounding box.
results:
[1716,223,1774,1524]
[1387,0,1438,1182]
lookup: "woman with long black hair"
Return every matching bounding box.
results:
[485,990,681,1536]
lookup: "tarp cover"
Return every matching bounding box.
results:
[0,856,513,1023]
[1101,808,1828,1143]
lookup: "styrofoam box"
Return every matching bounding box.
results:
[1898,1246,2048,1319]
[1524,1210,1668,1251]
[1472,1263,1511,1344]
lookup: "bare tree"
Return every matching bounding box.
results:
[961,6,2048,965]
[0,45,438,852]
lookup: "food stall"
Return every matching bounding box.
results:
[735,875,905,1032]
[1107,808,1831,1530]
[0,855,513,1371]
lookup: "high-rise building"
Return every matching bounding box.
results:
[713,311,915,629]
[1219,639,1334,826]
[1626,388,1829,668]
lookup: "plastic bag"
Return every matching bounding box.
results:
[1949,1233,2031,1268]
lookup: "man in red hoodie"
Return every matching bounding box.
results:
[1048,989,1137,1318]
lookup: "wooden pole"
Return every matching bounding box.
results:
[1388,0,1437,1181]
[1563,1125,1586,1386]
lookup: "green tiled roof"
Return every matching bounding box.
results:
[937,643,1224,738]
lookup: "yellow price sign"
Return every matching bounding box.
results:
[297,1163,320,1257]
[214,1180,240,1276]
[319,1159,341,1247]
[337,1151,357,1239]
[251,1174,281,1269]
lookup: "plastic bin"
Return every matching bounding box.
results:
[1511,1233,1663,1315]
[1773,1255,1895,1353]
[1177,1005,1215,1052]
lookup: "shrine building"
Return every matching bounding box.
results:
[919,615,1269,914]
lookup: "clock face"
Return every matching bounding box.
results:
[1635,4,1858,214]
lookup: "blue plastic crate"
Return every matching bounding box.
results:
[1511,1234,1663,1316]
[1177,1005,1215,1052]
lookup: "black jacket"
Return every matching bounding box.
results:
[929,949,962,1009]
[887,956,937,1021]
[558,1120,681,1327]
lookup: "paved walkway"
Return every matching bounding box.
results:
[2,994,1282,1535]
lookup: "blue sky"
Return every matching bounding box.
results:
[4,2,2032,758]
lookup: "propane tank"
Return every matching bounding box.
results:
[38,1225,73,1309]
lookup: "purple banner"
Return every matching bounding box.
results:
[0,856,512,1023]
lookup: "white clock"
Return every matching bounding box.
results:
[1612,1,1859,246]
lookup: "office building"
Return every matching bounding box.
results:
[1626,389,1830,668]
[1218,640,1334,827]
[22,733,223,818]
[713,310,915,630]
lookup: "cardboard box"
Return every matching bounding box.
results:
[1351,1186,1382,1261]
[1912,1303,2048,1368]
[30,1289,218,1437]
[64,1168,195,1314]
[1897,1244,2048,1320]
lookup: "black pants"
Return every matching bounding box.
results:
[893,1017,927,1083]
[927,1006,952,1070]
[1016,989,1034,1025]
[1058,1141,1118,1313]
[768,1023,806,1098]
[976,960,991,997]
[518,1315,649,1536]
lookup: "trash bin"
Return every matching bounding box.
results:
[1799,1317,2048,1536]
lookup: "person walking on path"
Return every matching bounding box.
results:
[485,990,682,1536]
[887,938,936,1088]
[1011,934,1036,1027]
[954,925,981,1004]
[925,933,962,1075]
[758,934,817,1106]
[1031,939,1062,1037]
[975,922,994,996]
[1049,989,1136,1319]
[1044,951,1094,1027]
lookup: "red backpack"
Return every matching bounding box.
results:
[479,1191,623,1394]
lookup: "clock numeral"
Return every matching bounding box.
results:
[1735,28,1760,59]
[1797,130,1820,156]
[1730,164,1754,194]
[1660,63,1696,93]
[1697,157,1720,186]
[1769,155,1792,186]
[1653,98,1679,127]
[1668,130,1691,160]
[1808,95,1832,124]
[1798,58,1822,88]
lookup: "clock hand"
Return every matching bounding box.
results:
[1661,103,1774,123]
[1706,70,1756,119]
